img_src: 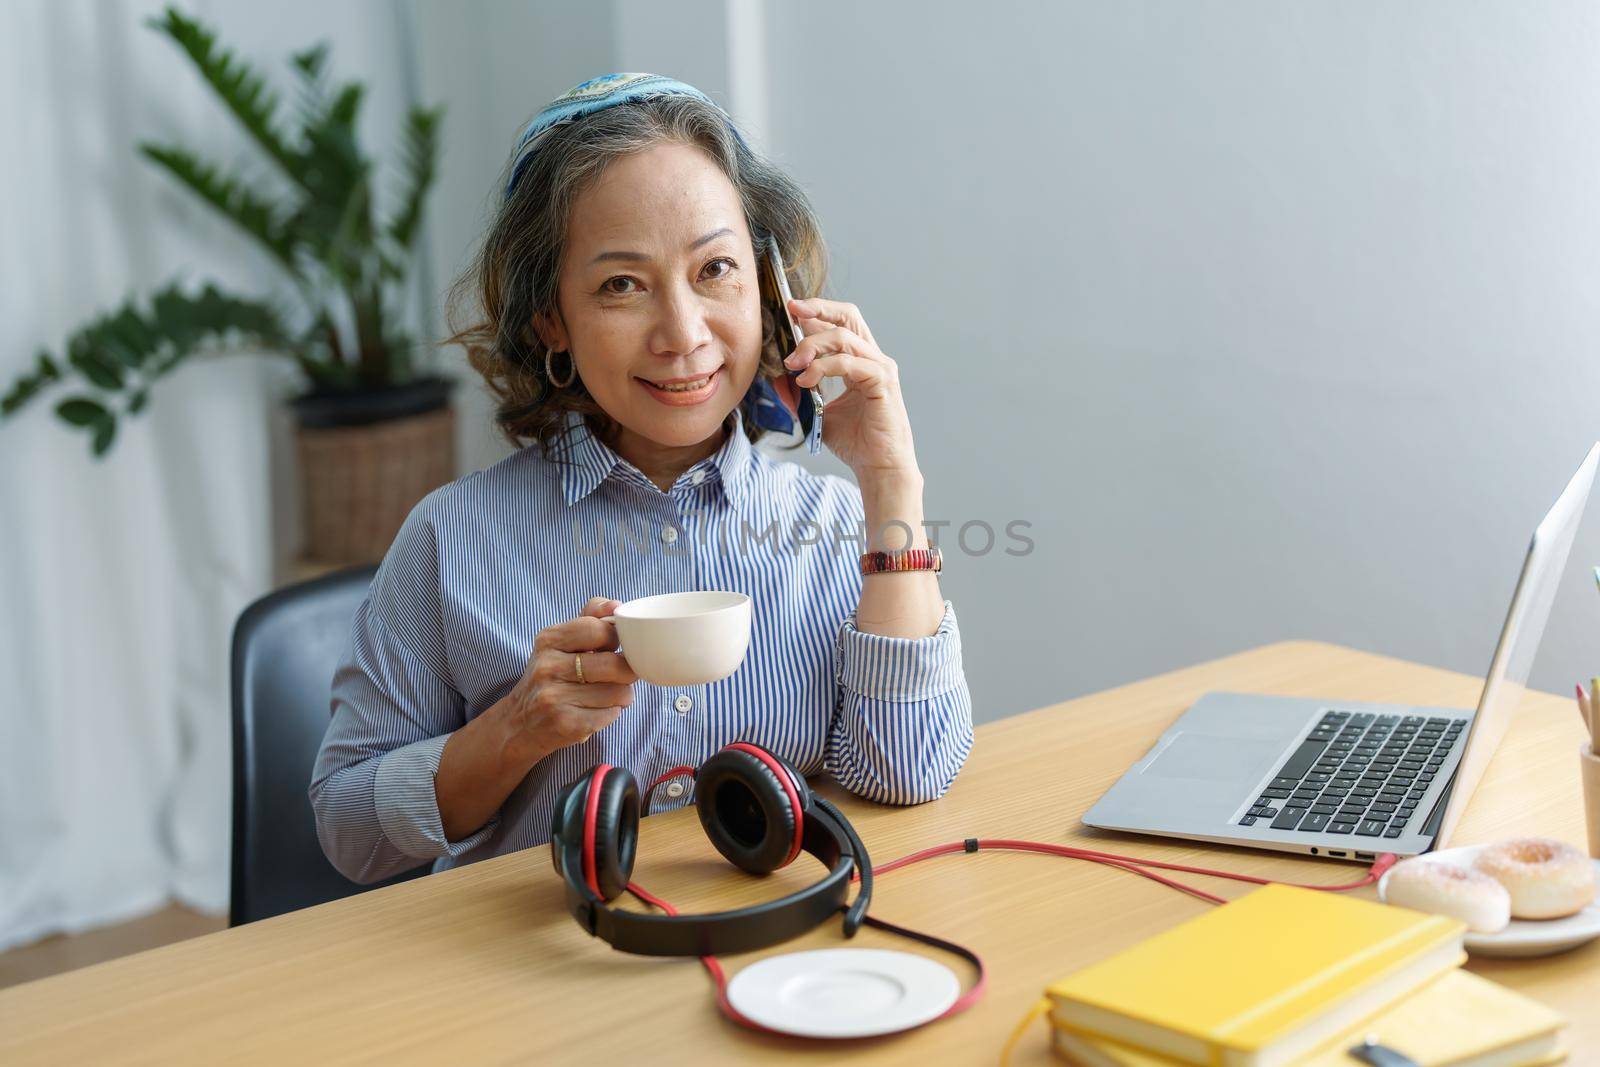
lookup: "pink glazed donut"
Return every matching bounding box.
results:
[1474,837,1595,919]
[1384,858,1510,933]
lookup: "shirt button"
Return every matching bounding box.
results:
[690,470,706,485]
[674,694,694,714]
[665,781,686,799]
[661,526,679,544]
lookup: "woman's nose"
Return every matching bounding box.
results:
[648,283,714,357]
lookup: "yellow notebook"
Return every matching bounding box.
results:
[1053,969,1566,1067]
[1046,884,1466,1067]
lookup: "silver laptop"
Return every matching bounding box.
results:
[1084,443,1600,861]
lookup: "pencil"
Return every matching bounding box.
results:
[1579,683,1592,737]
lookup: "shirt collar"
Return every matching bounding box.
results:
[551,405,754,508]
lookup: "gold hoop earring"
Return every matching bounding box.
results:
[544,348,577,389]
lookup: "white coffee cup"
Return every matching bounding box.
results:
[609,590,752,686]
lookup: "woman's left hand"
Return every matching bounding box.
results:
[784,297,920,482]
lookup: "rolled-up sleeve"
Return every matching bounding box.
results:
[308,505,499,884]
[824,600,975,805]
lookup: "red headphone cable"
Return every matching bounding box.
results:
[641,766,699,817]
[858,838,1399,902]
[646,763,1396,900]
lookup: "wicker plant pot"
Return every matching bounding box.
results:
[291,378,456,566]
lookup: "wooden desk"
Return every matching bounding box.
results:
[2,642,1594,1064]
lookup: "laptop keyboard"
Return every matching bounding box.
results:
[1238,711,1465,839]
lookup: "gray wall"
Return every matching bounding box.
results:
[412,0,617,475]
[423,2,1600,726]
[760,0,1600,724]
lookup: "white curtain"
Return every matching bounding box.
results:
[0,0,412,951]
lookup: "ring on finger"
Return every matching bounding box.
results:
[574,653,586,684]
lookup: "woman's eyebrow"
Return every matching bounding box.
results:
[589,227,734,265]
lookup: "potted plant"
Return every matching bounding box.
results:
[1,6,452,567]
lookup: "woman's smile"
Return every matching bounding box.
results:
[636,364,723,405]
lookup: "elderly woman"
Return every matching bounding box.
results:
[310,74,974,885]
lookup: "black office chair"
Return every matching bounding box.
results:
[229,565,431,926]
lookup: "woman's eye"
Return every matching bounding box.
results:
[600,259,734,294]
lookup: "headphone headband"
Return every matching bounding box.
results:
[560,801,856,956]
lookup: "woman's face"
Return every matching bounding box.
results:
[540,142,763,455]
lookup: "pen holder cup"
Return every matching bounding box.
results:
[1581,743,1600,859]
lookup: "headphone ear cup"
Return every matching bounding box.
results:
[730,741,812,811]
[587,767,640,901]
[696,745,805,875]
[774,754,811,810]
[549,776,588,880]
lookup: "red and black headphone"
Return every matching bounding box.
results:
[550,741,875,955]
[551,742,1407,1040]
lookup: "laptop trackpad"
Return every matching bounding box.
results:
[1143,732,1282,782]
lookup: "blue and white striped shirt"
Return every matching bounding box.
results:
[309,404,974,884]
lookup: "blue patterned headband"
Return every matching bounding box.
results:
[505,73,818,450]
[505,72,750,201]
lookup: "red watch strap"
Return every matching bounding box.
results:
[859,546,943,575]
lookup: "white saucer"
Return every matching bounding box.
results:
[724,948,960,1038]
[1377,844,1600,957]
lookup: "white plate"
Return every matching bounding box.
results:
[724,948,960,1038]
[1377,844,1600,957]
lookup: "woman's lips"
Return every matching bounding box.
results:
[638,366,722,406]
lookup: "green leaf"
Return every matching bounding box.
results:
[103,306,157,368]
[1,350,63,417]
[288,41,331,142]
[57,397,110,426]
[91,416,117,456]
[138,142,302,273]
[289,42,329,81]
[128,389,150,414]
[146,6,305,184]
[67,334,125,390]
[385,105,442,262]
[293,82,374,284]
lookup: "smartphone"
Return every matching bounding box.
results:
[758,238,825,454]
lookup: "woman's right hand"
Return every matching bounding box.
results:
[498,596,638,763]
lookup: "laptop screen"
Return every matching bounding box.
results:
[1434,442,1599,849]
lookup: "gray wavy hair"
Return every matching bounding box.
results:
[446,94,829,453]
